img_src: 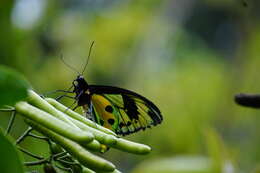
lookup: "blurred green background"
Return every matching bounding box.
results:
[1,0,260,172]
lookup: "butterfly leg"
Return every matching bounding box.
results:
[45,89,74,95]
[43,85,74,96]
[56,95,75,101]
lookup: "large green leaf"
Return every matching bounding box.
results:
[0,129,25,173]
[0,65,30,107]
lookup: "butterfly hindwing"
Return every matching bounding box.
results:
[89,85,163,135]
[90,94,119,131]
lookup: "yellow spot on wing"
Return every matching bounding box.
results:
[91,95,115,129]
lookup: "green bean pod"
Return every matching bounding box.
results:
[25,119,115,172]
[27,90,79,129]
[45,98,151,155]
[46,98,116,136]
[82,139,101,152]
[67,115,117,145]
[114,138,151,155]
[15,102,93,143]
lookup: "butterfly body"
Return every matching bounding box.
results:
[72,75,163,136]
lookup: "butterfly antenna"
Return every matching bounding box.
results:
[60,54,81,75]
[81,41,95,75]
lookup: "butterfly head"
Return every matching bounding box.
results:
[73,75,89,94]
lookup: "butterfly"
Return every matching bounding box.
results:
[58,42,163,136]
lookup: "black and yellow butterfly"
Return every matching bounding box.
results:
[71,75,163,135]
[59,42,163,136]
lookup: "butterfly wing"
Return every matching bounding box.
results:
[89,85,163,135]
[90,94,119,131]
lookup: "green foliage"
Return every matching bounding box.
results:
[205,128,232,173]
[130,128,236,173]
[1,0,260,172]
[131,156,212,173]
[0,129,25,173]
[0,65,30,107]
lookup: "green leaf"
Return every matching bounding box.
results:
[204,128,235,173]
[0,129,25,173]
[0,65,30,107]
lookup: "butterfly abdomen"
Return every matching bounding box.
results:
[77,93,91,106]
